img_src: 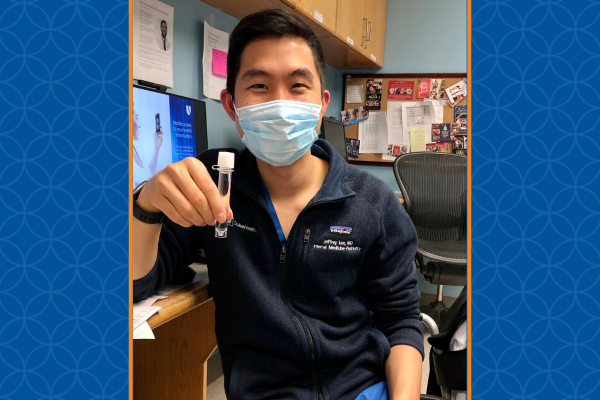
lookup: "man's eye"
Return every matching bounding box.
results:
[292,83,308,89]
[250,84,267,89]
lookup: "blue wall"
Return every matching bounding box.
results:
[139,0,466,297]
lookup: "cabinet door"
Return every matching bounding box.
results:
[363,0,386,66]
[295,0,337,34]
[335,0,366,52]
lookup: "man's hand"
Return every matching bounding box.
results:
[155,127,164,150]
[137,157,233,227]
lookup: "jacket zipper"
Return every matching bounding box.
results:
[231,184,351,400]
[280,247,323,400]
[298,228,310,297]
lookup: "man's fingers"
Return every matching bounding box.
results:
[157,176,207,227]
[186,159,227,224]
[172,169,219,225]
[153,195,197,228]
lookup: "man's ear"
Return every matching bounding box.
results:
[221,89,236,122]
[320,90,331,117]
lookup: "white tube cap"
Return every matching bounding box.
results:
[217,152,235,169]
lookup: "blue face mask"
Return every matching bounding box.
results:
[233,99,322,167]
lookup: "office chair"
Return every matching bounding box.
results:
[393,152,467,324]
[420,286,467,399]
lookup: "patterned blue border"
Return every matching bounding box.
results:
[472,1,600,399]
[0,1,128,399]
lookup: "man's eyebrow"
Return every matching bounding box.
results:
[289,68,315,79]
[240,69,273,81]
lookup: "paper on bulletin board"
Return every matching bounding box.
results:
[203,21,229,100]
[386,102,405,143]
[402,102,434,143]
[410,129,427,152]
[423,99,447,124]
[132,0,174,87]
[358,111,388,153]
[346,85,364,103]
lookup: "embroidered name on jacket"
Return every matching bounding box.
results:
[314,239,361,252]
[232,220,257,233]
[330,226,352,235]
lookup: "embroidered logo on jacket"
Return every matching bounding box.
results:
[330,226,352,235]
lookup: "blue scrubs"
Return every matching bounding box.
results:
[355,382,389,400]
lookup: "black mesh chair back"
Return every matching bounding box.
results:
[393,153,467,263]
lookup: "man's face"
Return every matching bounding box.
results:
[161,22,167,37]
[228,36,330,138]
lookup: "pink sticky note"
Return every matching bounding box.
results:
[212,49,228,77]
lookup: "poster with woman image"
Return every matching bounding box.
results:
[132,89,173,189]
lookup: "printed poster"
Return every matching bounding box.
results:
[366,78,382,110]
[445,80,467,106]
[132,0,175,87]
[416,78,446,99]
[454,105,467,134]
[388,80,414,100]
[341,106,369,125]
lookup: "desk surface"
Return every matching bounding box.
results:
[147,263,211,329]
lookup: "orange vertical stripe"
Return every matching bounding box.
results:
[467,0,472,398]
[129,0,134,398]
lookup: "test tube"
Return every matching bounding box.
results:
[212,152,234,238]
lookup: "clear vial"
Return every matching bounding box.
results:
[212,152,234,238]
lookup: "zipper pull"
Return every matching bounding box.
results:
[304,228,310,243]
[280,247,286,265]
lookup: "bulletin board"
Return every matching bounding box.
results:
[342,73,467,166]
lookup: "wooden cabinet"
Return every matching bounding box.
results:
[294,0,337,34]
[335,0,386,67]
[198,0,387,69]
[334,0,367,53]
[362,0,387,65]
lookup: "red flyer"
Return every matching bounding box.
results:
[387,80,414,100]
[417,78,446,99]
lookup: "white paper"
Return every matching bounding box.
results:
[386,102,405,143]
[402,102,434,143]
[133,322,156,340]
[136,295,167,308]
[133,305,161,330]
[358,111,388,153]
[133,0,174,87]
[203,21,229,100]
[346,85,364,104]
[423,99,447,124]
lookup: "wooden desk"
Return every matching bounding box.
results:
[133,275,217,400]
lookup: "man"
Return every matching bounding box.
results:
[157,20,171,51]
[133,9,423,400]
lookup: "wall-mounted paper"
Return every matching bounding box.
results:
[410,128,427,152]
[133,0,174,87]
[386,102,405,143]
[358,111,388,153]
[203,22,229,100]
[423,99,447,124]
[212,49,228,77]
[346,85,364,104]
[402,102,434,143]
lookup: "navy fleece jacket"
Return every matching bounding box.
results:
[133,139,423,400]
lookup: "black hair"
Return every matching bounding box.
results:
[226,8,326,101]
[161,20,167,26]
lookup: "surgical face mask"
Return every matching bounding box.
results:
[233,99,322,167]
